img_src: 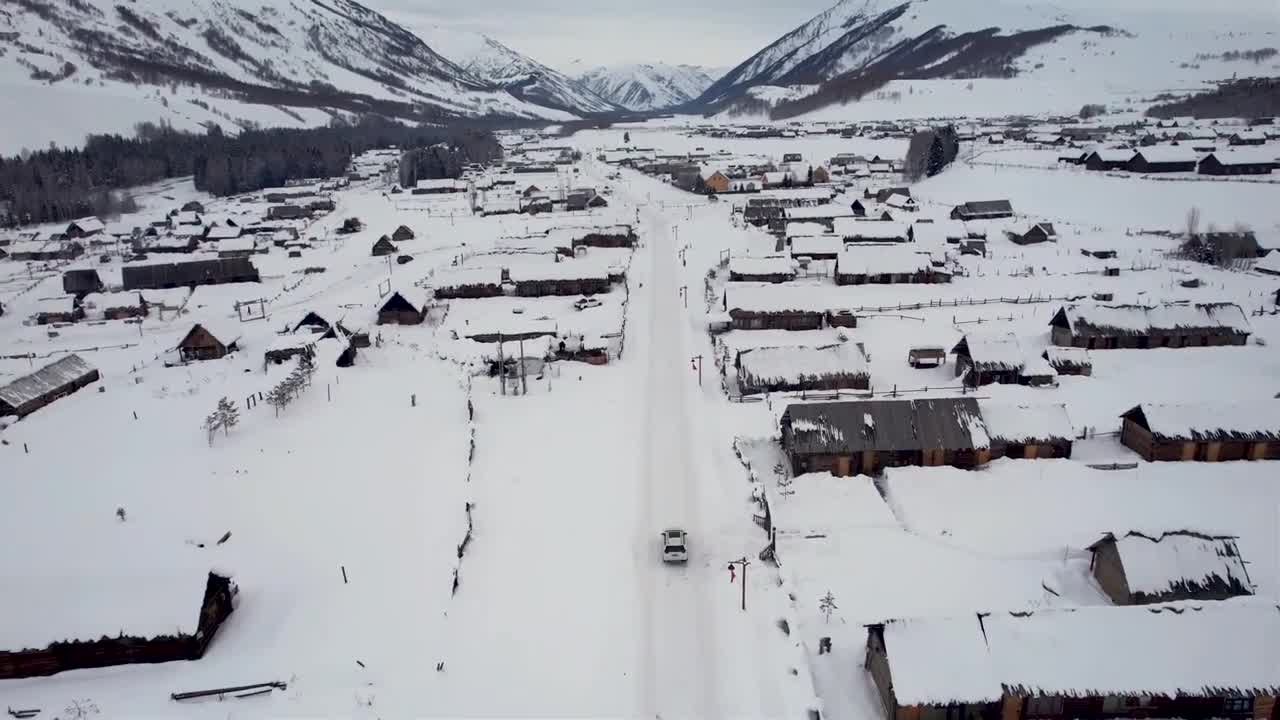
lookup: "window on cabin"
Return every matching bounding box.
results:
[1224,698,1255,714]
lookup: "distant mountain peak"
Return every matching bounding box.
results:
[575,63,722,112]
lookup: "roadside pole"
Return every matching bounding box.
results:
[728,556,750,611]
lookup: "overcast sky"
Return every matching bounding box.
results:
[369,0,1280,71]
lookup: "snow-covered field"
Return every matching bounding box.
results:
[2,121,1279,719]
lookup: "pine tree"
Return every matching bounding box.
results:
[203,411,222,445]
[819,591,838,623]
[216,396,239,436]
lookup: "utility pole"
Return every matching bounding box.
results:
[679,286,687,308]
[691,355,702,386]
[728,556,750,611]
[497,333,505,396]
[518,338,528,396]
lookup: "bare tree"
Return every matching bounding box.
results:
[1185,206,1201,238]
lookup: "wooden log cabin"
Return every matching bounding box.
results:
[1088,531,1253,606]
[177,323,241,362]
[0,571,235,679]
[508,264,611,297]
[1119,403,1280,462]
[377,289,430,325]
[865,603,1280,720]
[1050,303,1252,349]
[781,398,992,476]
[122,258,260,291]
[724,285,828,331]
[429,268,505,299]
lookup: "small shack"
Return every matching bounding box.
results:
[737,343,869,395]
[33,295,82,325]
[1042,346,1092,376]
[377,289,429,325]
[391,225,416,242]
[177,322,241,362]
[0,354,100,418]
[724,286,825,331]
[1088,531,1253,605]
[952,333,1025,387]
[1127,146,1198,173]
[907,346,946,368]
[1119,403,1280,462]
[781,398,991,476]
[836,246,948,285]
[371,236,398,257]
[980,402,1074,459]
[1050,303,1252,349]
[1010,222,1058,245]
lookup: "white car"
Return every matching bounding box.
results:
[661,529,688,563]
[574,296,603,311]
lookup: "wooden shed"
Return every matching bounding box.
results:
[1010,222,1058,245]
[1119,403,1280,462]
[1050,303,1252,349]
[952,334,1025,387]
[781,398,991,476]
[568,225,636,249]
[391,225,416,242]
[1088,531,1253,605]
[430,268,504,299]
[1198,149,1277,176]
[178,323,241,362]
[371,236,398,257]
[0,354,100,418]
[508,264,611,297]
[0,571,235,679]
[1042,347,1092,376]
[377,289,429,325]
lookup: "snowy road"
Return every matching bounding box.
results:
[428,162,798,718]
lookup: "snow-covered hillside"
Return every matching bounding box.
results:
[414,27,622,115]
[571,63,722,111]
[0,0,570,151]
[697,0,1280,116]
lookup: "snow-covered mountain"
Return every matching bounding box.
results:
[0,0,572,150]
[414,28,622,115]
[570,63,722,112]
[696,0,1280,116]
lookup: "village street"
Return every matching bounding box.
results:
[422,161,799,718]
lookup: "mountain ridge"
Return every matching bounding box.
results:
[570,62,721,111]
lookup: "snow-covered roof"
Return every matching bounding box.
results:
[729,255,797,278]
[956,333,1025,372]
[82,291,143,310]
[978,403,1073,444]
[204,224,242,241]
[215,236,256,253]
[415,178,468,191]
[0,566,219,651]
[1043,346,1092,366]
[1133,146,1199,164]
[0,354,97,409]
[506,262,611,283]
[68,216,105,234]
[430,267,503,289]
[1205,148,1280,166]
[789,235,844,257]
[1102,531,1252,600]
[1255,252,1280,275]
[34,295,76,315]
[1089,148,1136,163]
[832,219,909,241]
[786,221,831,239]
[837,245,931,277]
[911,220,967,244]
[784,205,856,221]
[880,601,1280,705]
[1123,403,1280,442]
[885,193,916,209]
[1055,303,1252,336]
[739,343,868,387]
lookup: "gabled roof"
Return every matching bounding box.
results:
[1132,146,1199,164]
[954,200,1014,218]
[877,601,1280,706]
[978,403,1073,444]
[1203,148,1280,166]
[0,354,98,409]
[952,333,1024,373]
[739,343,868,387]
[67,216,105,234]
[1051,303,1252,337]
[1091,531,1252,601]
[1120,403,1280,443]
[784,398,990,455]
